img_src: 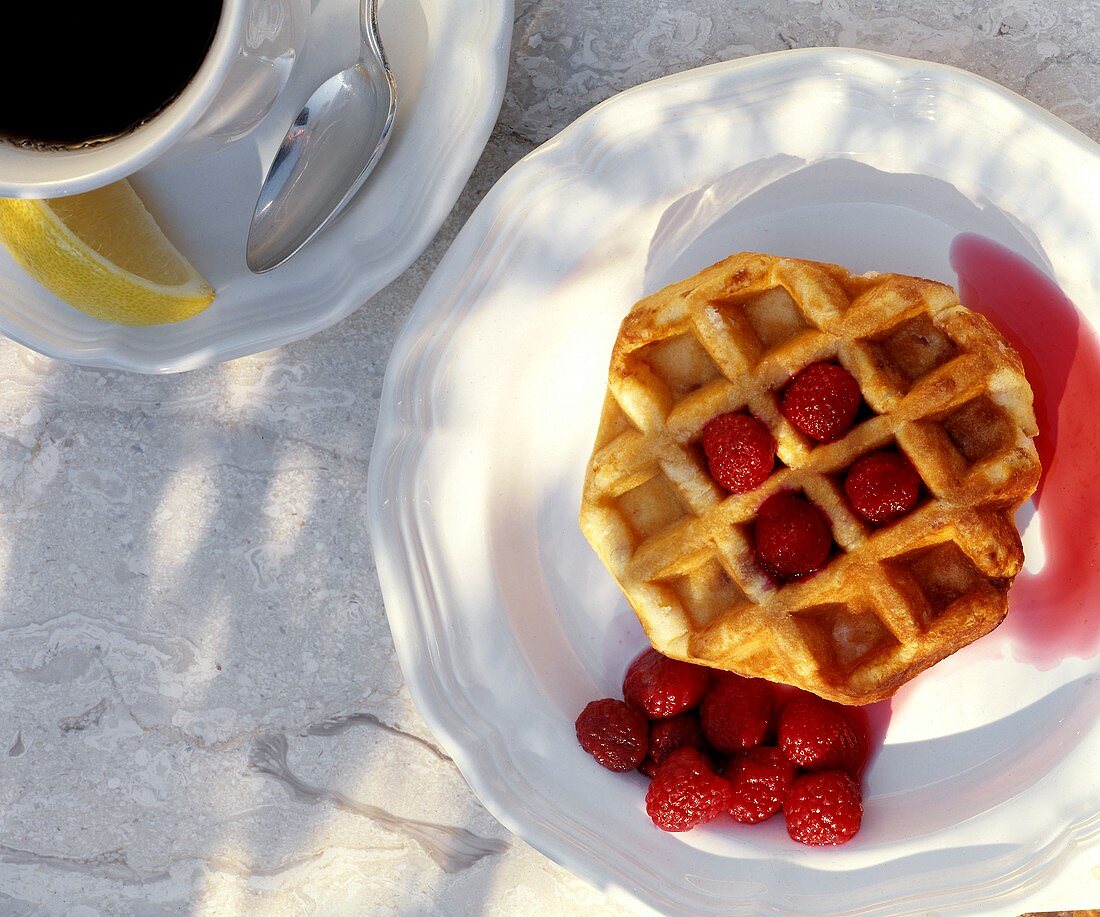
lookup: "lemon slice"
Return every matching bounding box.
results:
[0,180,215,326]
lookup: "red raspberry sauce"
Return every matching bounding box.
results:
[950,232,1100,666]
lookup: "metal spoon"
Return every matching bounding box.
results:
[246,0,397,273]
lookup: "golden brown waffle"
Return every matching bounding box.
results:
[580,252,1041,704]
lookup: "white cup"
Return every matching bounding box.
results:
[0,0,309,199]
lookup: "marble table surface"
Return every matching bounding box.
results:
[3,1,1100,914]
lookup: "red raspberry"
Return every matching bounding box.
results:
[784,770,863,845]
[638,712,709,777]
[778,694,865,774]
[701,412,776,494]
[754,491,833,580]
[727,746,797,824]
[645,747,733,832]
[844,450,921,524]
[781,362,862,443]
[699,674,773,754]
[575,698,649,772]
[622,648,713,719]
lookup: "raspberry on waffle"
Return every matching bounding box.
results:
[580,252,1041,705]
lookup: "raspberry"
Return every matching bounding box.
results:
[727,746,797,824]
[622,648,713,719]
[701,412,776,494]
[777,694,865,774]
[575,698,649,772]
[844,450,922,524]
[638,712,710,777]
[699,674,773,754]
[753,491,833,580]
[784,770,863,845]
[781,362,862,443]
[645,747,733,832]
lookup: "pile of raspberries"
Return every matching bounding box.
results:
[575,648,868,845]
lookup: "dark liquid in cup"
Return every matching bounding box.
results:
[1,1,223,148]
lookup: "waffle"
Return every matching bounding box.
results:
[580,252,1041,704]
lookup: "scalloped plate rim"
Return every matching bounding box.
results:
[368,47,1100,915]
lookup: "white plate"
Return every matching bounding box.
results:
[368,49,1100,914]
[0,0,512,372]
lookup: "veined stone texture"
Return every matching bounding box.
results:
[2,1,1098,914]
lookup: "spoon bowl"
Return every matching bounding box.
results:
[246,0,396,274]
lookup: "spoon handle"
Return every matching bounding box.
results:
[362,0,387,68]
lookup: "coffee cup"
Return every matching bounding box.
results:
[0,0,309,199]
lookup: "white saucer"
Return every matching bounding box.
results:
[0,0,512,372]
